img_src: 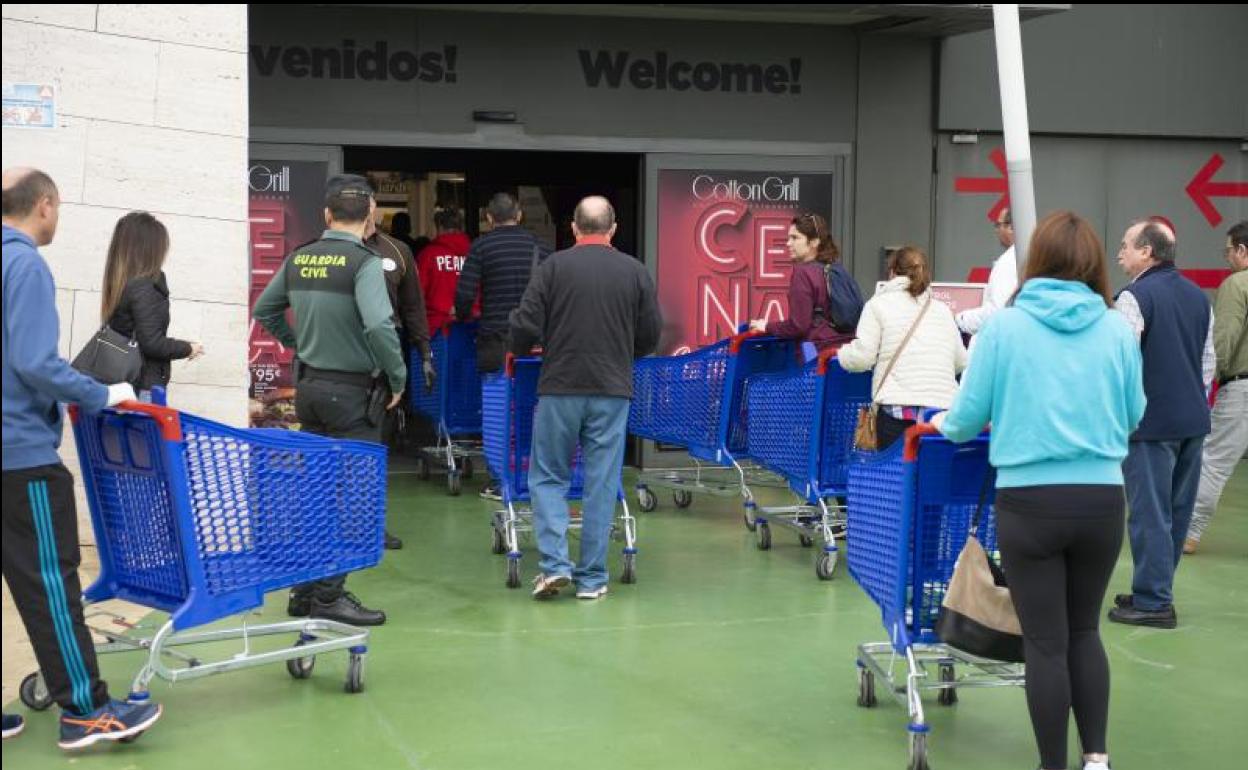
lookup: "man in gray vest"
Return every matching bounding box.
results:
[1108,219,1214,629]
[254,174,406,626]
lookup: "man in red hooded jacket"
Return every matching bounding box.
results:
[416,209,472,335]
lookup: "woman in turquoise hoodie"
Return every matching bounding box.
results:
[934,212,1145,770]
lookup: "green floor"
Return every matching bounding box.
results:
[4,461,1247,770]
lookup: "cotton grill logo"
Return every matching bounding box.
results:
[692,175,800,203]
[249,165,290,194]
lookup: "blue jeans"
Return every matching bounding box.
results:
[1123,437,1204,611]
[529,395,629,591]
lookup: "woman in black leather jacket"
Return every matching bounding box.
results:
[101,212,203,394]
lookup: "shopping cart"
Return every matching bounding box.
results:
[17,396,387,711]
[410,321,484,495]
[484,355,637,589]
[847,425,1024,770]
[744,349,871,579]
[628,330,799,528]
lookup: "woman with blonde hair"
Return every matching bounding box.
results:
[101,212,203,394]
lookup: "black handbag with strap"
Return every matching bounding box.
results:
[71,324,142,386]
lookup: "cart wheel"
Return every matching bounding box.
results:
[799,534,815,548]
[506,558,522,589]
[491,524,507,555]
[673,490,693,508]
[344,654,364,694]
[937,663,958,706]
[19,672,53,711]
[286,639,316,680]
[756,522,772,551]
[743,510,758,532]
[417,457,431,481]
[447,472,462,496]
[856,665,877,708]
[816,552,837,581]
[908,732,931,770]
[462,457,475,479]
[621,552,637,584]
[637,487,658,513]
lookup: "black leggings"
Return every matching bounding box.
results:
[995,485,1124,770]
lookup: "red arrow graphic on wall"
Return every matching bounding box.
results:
[1187,153,1248,228]
[954,148,1010,223]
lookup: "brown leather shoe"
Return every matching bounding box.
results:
[1183,538,1198,555]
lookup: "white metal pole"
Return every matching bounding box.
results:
[992,4,1037,274]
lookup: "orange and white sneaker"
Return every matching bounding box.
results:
[58,699,162,750]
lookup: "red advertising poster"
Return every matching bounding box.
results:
[656,169,834,354]
[248,160,328,428]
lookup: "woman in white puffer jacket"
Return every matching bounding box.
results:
[837,246,969,450]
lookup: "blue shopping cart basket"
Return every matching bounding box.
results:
[629,330,799,517]
[411,321,484,494]
[72,402,387,631]
[32,399,390,703]
[744,350,872,578]
[629,331,797,464]
[846,424,1021,770]
[483,355,636,588]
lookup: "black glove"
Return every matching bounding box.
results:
[423,358,436,392]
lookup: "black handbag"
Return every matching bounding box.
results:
[71,325,142,386]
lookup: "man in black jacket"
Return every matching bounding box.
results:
[364,216,436,550]
[509,196,662,600]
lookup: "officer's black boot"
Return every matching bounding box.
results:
[287,589,312,618]
[311,592,386,626]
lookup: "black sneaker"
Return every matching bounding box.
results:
[3,713,24,740]
[287,590,312,618]
[311,592,386,626]
[1113,593,1133,609]
[1107,604,1177,629]
[384,530,403,550]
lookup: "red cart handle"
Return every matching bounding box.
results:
[728,329,764,354]
[504,348,543,377]
[69,401,183,441]
[815,346,843,375]
[111,401,184,441]
[903,423,940,462]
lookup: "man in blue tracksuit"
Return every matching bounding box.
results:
[2,168,162,749]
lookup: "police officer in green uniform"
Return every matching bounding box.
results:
[253,174,405,627]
